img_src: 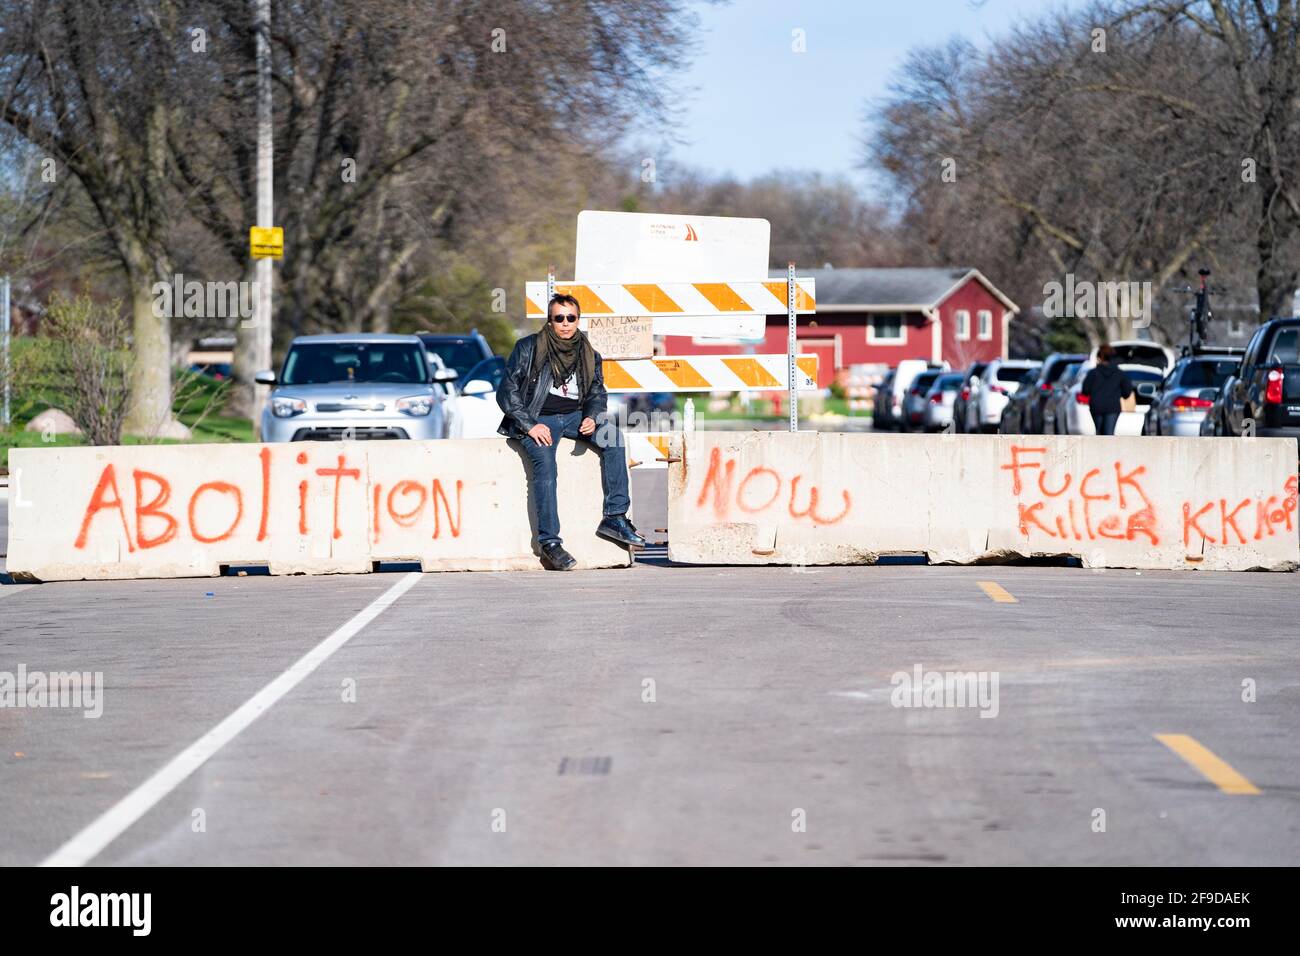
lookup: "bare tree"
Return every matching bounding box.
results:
[0,0,191,436]
[866,2,1288,344]
[166,0,698,414]
[1118,0,1300,319]
[642,166,909,268]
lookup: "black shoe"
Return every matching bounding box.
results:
[596,514,647,549]
[540,542,577,571]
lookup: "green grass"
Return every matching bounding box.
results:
[1,368,256,469]
[187,415,257,443]
[686,396,871,421]
[0,430,82,468]
[1,419,257,468]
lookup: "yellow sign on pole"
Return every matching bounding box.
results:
[249,226,283,260]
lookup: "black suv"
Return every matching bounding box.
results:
[417,330,494,380]
[1025,352,1086,434]
[1215,318,1300,440]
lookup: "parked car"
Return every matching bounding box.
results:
[1212,318,1300,440]
[878,360,947,430]
[426,351,459,401]
[952,361,989,434]
[1144,353,1241,436]
[1042,362,1084,435]
[997,368,1043,434]
[416,330,494,381]
[901,370,943,431]
[1024,352,1087,433]
[922,372,965,431]
[971,359,1040,433]
[442,355,507,439]
[188,361,233,381]
[873,368,899,430]
[625,392,676,424]
[257,334,456,442]
[1200,388,1231,436]
[1060,363,1163,436]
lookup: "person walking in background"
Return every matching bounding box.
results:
[1081,343,1135,436]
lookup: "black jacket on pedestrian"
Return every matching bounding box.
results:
[1080,362,1134,415]
[496,332,608,440]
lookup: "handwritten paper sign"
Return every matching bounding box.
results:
[585,315,654,359]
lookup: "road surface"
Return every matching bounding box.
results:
[3,486,1297,866]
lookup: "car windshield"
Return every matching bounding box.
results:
[934,374,964,391]
[460,356,506,393]
[912,372,940,392]
[281,342,430,385]
[1267,328,1300,364]
[421,339,484,378]
[1180,359,1238,388]
[1045,357,1082,382]
[997,366,1036,382]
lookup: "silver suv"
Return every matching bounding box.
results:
[257,334,457,442]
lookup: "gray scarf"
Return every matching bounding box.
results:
[533,320,596,395]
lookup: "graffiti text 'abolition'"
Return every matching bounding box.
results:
[73,449,464,552]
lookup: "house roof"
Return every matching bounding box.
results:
[771,267,1018,313]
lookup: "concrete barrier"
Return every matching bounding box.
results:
[667,432,1299,571]
[5,438,632,581]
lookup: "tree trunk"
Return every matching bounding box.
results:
[121,246,187,438]
[1257,190,1299,319]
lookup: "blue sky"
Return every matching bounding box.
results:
[633,0,1065,197]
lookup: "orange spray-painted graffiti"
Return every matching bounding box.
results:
[1001,445,1297,549]
[73,450,467,551]
[695,445,850,525]
[1000,446,1159,545]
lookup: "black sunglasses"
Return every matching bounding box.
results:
[550,313,579,324]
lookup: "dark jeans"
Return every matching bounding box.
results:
[521,410,630,546]
[1091,410,1121,435]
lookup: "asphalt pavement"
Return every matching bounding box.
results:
[4,474,1299,865]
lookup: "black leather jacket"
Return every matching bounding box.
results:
[496,332,608,439]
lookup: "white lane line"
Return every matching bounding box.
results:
[39,571,424,867]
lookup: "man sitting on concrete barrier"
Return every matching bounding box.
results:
[497,292,646,570]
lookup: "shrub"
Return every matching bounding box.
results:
[17,293,132,446]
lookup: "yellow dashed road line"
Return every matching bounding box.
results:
[978,581,1018,603]
[1155,734,1261,795]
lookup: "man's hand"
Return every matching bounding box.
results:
[528,423,553,446]
[579,417,596,436]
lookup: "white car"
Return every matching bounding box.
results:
[1060,362,1165,436]
[972,359,1040,433]
[441,356,506,438]
[885,360,948,429]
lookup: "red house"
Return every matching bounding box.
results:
[661,267,1019,387]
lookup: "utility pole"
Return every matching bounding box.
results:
[253,0,273,427]
[2,274,10,428]
[787,261,798,432]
